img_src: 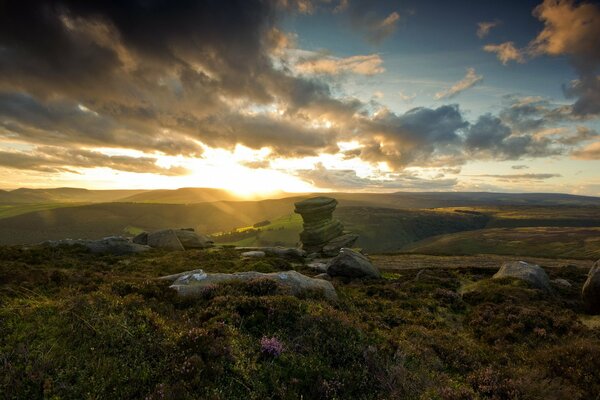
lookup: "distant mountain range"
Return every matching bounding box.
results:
[1,187,599,206]
[0,187,295,204]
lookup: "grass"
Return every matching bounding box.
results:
[212,213,303,247]
[403,227,600,259]
[1,245,600,399]
[0,203,80,220]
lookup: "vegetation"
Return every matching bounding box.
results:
[403,227,600,259]
[1,246,599,399]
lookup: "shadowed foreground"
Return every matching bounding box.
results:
[1,246,599,399]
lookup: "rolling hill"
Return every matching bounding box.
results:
[402,227,600,259]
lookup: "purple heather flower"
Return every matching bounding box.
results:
[260,336,283,357]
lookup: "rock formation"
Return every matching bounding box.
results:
[134,228,214,250]
[43,236,150,255]
[164,269,338,301]
[582,260,600,314]
[294,196,357,255]
[326,248,381,279]
[492,261,552,292]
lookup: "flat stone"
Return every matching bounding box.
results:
[306,261,328,273]
[492,261,552,292]
[44,236,151,255]
[327,248,381,279]
[241,251,266,258]
[552,278,572,288]
[168,269,338,301]
[235,247,306,259]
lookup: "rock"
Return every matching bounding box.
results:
[147,229,185,251]
[174,229,214,249]
[306,261,328,273]
[44,236,151,255]
[315,273,332,281]
[582,261,600,313]
[294,197,345,253]
[322,233,359,257]
[168,269,338,301]
[327,248,381,279]
[132,231,148,245]
[158,268,205,282]
[241,251,266,258]
[552,278,572,288]
[492,261,551,292]
[235,247,306,259]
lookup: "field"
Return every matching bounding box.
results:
[0,203,81,219]
[1,246,599,399]
[403,227,600,260]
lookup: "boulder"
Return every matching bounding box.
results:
[132,231,148,245]
[322,233,359,257]
[492,261,551,292]
[235,247,306,259]
[44,236,151,255]
[552,278,572,288]
[315,273,332,281]
[241,251,266,258]
[327,248,381,279]
[582,261,600,313]
[147,229,185,251]
[174,229,214,249]
[168,269,338,301]
[306,261,328,273]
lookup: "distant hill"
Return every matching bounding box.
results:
[0,198,305,245]
[0,188,147,204]
[117,187,297,203]
[402,227,600,260]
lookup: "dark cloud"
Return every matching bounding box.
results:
[464,114,561,160]
[471,173,561,181]
[511,165,529,170]
[354,105,467,168]
[0,146,189,175]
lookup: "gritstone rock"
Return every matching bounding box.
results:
[492,261,552,292]
[167,269,338,301]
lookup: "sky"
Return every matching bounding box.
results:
[0,0,599,196]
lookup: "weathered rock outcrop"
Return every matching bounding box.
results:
[134,228,213,250]
[165,269,338,301]
[492,261,552,292]
[327,248,381,279]
[235,247,306,259]
[582,261,600,314]
[44,236,151,255]
[294,197,357,255]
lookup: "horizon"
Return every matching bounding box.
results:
[1,0,599,196]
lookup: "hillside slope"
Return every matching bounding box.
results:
[403,227,600,259]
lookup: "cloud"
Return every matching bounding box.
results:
[511,165,529,170]
[477,20,501,38]
[346,4,401,44]
[484,1,600,116]
[571,141,600,159]
[483,42,525,64]
[0,147,189,175]
[294,54,385,75]
[470,173,561,181]
[434,68,483,100]
[464,114,561,160]
[295,162,457,190]
[398,91,416,102]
